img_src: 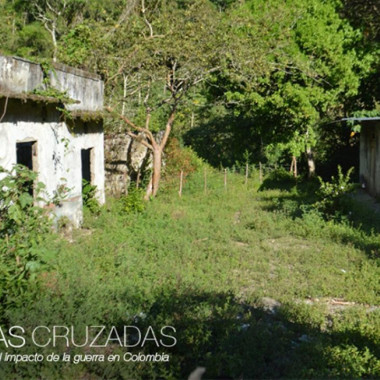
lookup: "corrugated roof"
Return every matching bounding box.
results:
[342,117,380,121]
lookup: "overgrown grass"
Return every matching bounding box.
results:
[1,169,379,379]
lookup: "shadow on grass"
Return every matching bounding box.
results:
[0,289,378,379]
[258,175,380,260]
[111,289,379,379]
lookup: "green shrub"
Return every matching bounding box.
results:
[119,187,146,213]
[0,165,51,320]
[82,179,101,214]
[259,167,297,191]
[326,345,380,378]
[314,166,355,219]
[162,138,204,189]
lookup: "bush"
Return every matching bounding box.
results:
[314,166,355,219]
[0,165,51,320]
[82,179,101,214]
[259,167,297,191]
[119,187,146,213]
[326,345,380,378]
[162,138,204,189]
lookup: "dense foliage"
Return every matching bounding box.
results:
[1,0,379,176]
[0,166,51,322]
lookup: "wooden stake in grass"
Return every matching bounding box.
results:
[245,163,248,186]
[259,162,263,184]
[290,156,298,178]
[293,156,298,178]
[224,168,227,191]
[179,170,183,197]
[204,168,207,194]
[136,169,141,189]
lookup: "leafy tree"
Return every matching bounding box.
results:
[102,0,224,198]
[12,0,87,61]
[340,0,380,111]
[189,0,371,176]
[0,0,20,55]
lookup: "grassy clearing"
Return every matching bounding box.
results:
[2,170,380,379]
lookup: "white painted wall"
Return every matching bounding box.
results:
[0,119,105,227]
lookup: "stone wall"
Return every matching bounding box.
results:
[104,133,154,197]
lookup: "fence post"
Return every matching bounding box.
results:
[136,169,141,188]
[179,170,183,197]
[259,162,263,184]
[204,168,207,194]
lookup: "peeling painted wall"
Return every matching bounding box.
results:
[360,122,380,198]
[0,55,105,227]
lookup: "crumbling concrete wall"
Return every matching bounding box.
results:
[0,56,44,94]
[0,55,103,112]
[50,63,103,112]
[360,122,380,198]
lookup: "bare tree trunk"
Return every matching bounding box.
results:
[144,147,163,199]
[151,147,162,197]
[144,109,176,199]
[290,155,298,178]
[51,23,58,62]
[106,106,176,200]
[122,74,128,117]
[306,147,316,177]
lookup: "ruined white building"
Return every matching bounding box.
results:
[0,55,105,226]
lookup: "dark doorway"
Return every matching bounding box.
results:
[16,141,37,195]
[81,148,93,183]
[16,141,35,170]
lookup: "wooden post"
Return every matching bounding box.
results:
[245,163,248,186]
[259,162,263,184]
[224,168,227,191]
[204,168,207,194]
[179,170,183,197]
[136,169,141,188]
[294,156,298,178]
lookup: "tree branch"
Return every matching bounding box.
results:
[141,0,154,38]
[126,131,153,150]
[160,107,176,149]
[0,97,9,123]
[105,106,154,149]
